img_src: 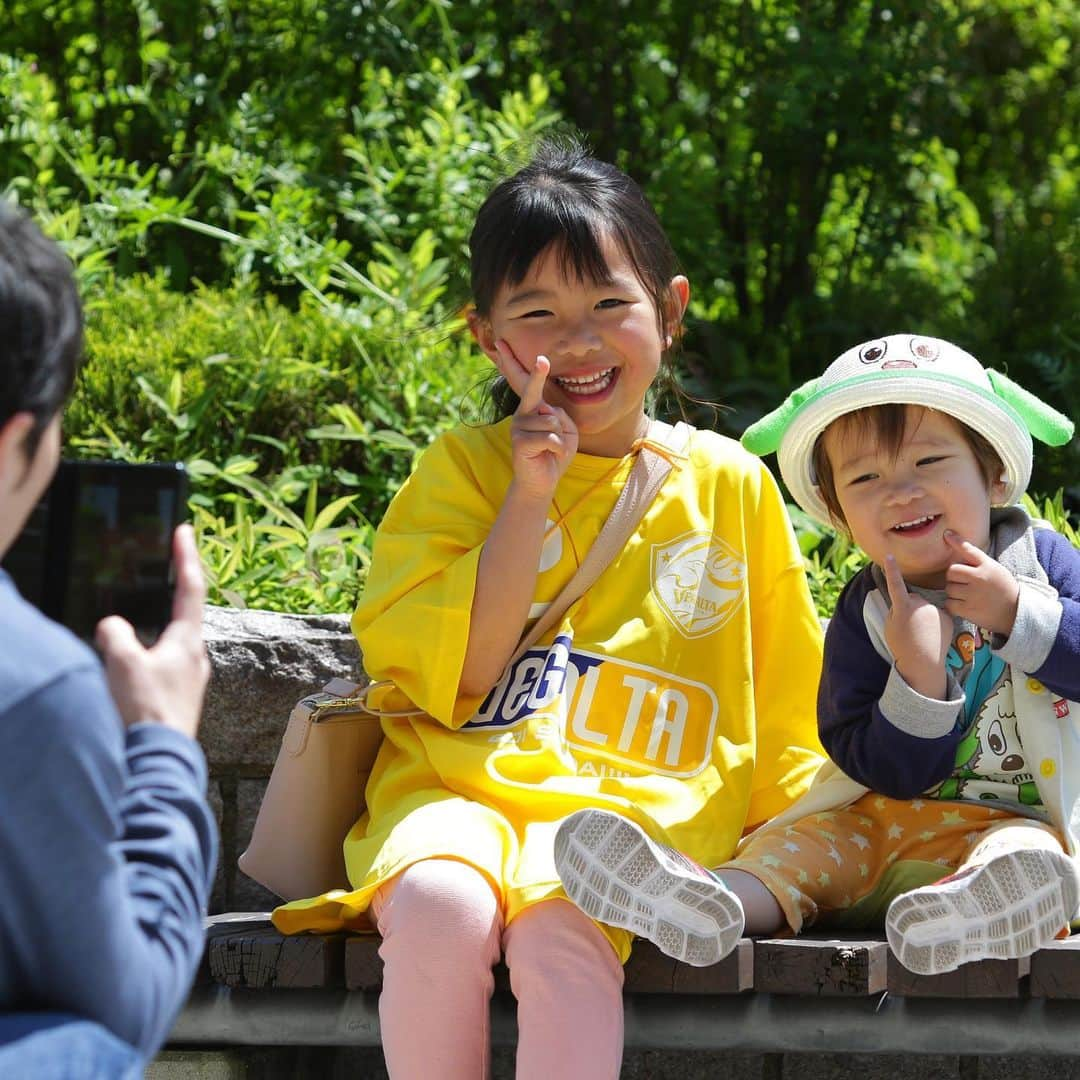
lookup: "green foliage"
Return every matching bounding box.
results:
[1,10,556,298]
[71,276,355,464]
[448,0,1080,490]
[66,273,489,609]
[786,504,867,618]
[73,270,489,471]
[189,469,374,614]
[3,1,1078,611]
[1023,491,1080,549]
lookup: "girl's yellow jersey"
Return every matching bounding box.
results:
[274,419,825,957]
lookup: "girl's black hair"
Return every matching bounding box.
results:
[469,135,684,419]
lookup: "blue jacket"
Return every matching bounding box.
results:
[753,510,1080,902]
[0,569,217,1060]
[819,509,1080,798]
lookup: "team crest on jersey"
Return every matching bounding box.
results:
[651,531,746,638]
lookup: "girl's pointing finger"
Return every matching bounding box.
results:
[517,354,550,415]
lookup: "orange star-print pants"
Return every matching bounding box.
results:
[725,793,1066,933]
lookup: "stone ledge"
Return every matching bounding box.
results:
[172,980,1080,1056]
[201,605,360,768]
[199,605,362,912]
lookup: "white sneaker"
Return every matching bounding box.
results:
[885,847,1079,975]
[553,808,745,967]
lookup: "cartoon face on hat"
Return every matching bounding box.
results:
[741,334,1074,527]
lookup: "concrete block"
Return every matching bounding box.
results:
[620,1050,765,1078]
[206,779,227,912]
[782,1054,960,1080]
[147,1049,246,1079]
[200,606,360,768]
[979,1058,1080,1080]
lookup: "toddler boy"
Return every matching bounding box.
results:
[555,334,1080,975]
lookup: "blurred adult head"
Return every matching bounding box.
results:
[0,202,83,554]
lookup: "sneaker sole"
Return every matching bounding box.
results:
[886,848,1079,976]
[553,809,744,967]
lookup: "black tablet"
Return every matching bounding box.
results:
[4,460,189,643]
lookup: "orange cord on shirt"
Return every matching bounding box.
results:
[543,434,688,544]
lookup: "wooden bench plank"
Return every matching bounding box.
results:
[753,937,887,996]
[344,935,382,992]
[621,939,752,994]
[206,915,345,989]
[885,953,1028,998]
[205,915,1069,1001]
[1029,938,1080,999]
[343,936,754,994]
[197,913,271,986]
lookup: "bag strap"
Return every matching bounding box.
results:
[509,419,692,662]
[355,419,693,716]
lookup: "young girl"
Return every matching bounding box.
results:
[273,137,825,1078]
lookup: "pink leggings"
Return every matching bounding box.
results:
[370,858,624,1079]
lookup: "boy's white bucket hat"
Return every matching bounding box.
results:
[741,333,1074,527]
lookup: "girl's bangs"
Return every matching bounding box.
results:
[500,193,613,289]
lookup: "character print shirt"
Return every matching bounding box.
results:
[818,508,1080,805]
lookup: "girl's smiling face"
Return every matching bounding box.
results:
[823,407,1007,588]
[470,232,688,458]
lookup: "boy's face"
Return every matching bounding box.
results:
[822,407,1007,589]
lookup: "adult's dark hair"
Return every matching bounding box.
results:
[469,136,683,419]
[0,201,83,460]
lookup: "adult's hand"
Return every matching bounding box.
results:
[96,524,210,740]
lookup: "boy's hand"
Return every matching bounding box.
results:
[882,554,952,700]
[96,524,210,740]
[943,530,1019,636]
[495,340,578,501]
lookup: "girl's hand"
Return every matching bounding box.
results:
[496,340,578,500]
[943,530,1019,636]
[882,554,952,700]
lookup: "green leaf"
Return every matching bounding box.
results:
[370,429,418,451]
[311,495,358,533]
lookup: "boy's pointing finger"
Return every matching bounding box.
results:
[883,554,909,609]
[943,529,987,565]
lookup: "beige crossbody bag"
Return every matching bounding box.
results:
[238,422,692,901]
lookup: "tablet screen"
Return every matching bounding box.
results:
[3,461,188,643]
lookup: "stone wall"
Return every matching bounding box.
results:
[200,605,363,912]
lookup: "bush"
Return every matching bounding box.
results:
[67,272,490,610]
[75,271,486,489]
[6,2,1077,610]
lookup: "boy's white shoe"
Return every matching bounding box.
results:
[553,808,745,967]
[885,847,1079,976]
